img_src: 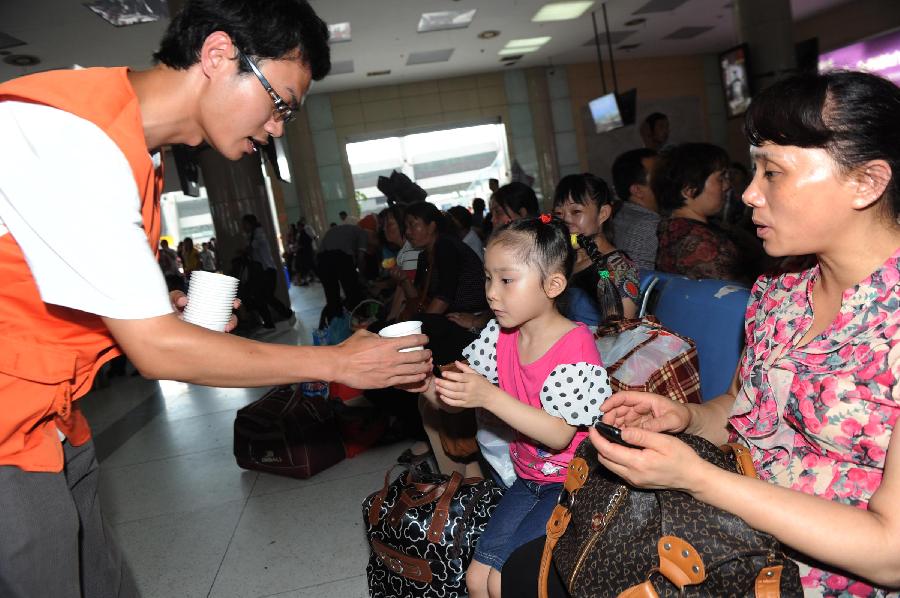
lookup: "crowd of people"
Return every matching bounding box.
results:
[1,0,898,597]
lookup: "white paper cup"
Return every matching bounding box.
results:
[379,320,424,352]
[183,271,239,332]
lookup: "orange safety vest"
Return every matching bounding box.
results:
[0,67,162,472]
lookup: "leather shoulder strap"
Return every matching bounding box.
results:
[539,456,589,598]
[720,443,758,478]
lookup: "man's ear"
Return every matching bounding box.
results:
[849,160,892,211]
[199,31,236,77]
[544,272,568,299]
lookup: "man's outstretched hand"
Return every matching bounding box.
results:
[332,329,431,389]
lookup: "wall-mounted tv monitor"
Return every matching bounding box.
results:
[588,89,637,134]
[589,93,622,134]
[719,43,752,118]
[818,28,900,85]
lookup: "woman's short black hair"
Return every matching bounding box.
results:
[745,70,900,218]
[652,143,730,212]
[153,0,331,81]
[404,201,446,232]
[491,182,539,218]
[241,213,259,227]
[488,217,574,282]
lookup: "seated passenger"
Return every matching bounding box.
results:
[653,142,751,282]
[553,173,639,325]
[611,148,659,273]
[423,216,611,598]
[501,69,900,598]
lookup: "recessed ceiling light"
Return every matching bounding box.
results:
[328,22,351,43]
[478,30,500,39]
[418,9,477,33]
[532,1,594,22]
[624,17,646,26]
[499,47,540,56]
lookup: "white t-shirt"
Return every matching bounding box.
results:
[0,101,172,320]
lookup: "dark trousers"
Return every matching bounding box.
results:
[316,250,363,319]
[501,535,569,598]
[244,264,292,326]
[0,440,139,598]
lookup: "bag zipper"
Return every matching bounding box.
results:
[568,485,628,589]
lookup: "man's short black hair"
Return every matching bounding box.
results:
[153,0,331,81]
[612,148,657,201]
[643,112,668,129]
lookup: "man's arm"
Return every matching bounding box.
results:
[102,313,432,389]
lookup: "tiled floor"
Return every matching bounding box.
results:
[80,283,406,598]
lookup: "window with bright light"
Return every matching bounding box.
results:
[346,123,510,215]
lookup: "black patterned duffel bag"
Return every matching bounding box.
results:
[363,466,504,598]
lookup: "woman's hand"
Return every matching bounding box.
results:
[434,360,496,409]
[170,290,241,333]
[589,426,713,493]
[601,391,692,434]
[387,265,406,284]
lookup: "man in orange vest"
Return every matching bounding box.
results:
[0,1,430,596]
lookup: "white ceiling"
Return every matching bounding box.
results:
[0,0,852,93]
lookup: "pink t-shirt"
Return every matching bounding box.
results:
[495,323,603,483]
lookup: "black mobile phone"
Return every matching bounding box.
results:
[594,421,643,450]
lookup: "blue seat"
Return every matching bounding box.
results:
[639,272,750,401]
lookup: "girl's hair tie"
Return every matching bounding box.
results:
[539,213,552,224]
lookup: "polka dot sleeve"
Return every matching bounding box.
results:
[539,363,612,426]
[461,319,501,384]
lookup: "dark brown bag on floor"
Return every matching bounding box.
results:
[233,385,345,479]
[539,435,803,598]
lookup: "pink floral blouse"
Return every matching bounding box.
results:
[729,249,900,598]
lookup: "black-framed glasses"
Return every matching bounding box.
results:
[236,48,299,124]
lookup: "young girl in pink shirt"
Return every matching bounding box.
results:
[428,215,612,598]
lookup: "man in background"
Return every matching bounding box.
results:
[611,148,659,273]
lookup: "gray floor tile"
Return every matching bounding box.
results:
[116,499,245,598]
[100,409,239,469]
[258,575,368,598]
[208,471,383,598]
[100,447,258,524]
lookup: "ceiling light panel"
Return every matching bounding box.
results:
[407,48,454,65]
[532,1,594,22]
[418,9,477,33]
[505,37,551,49]
[328,22,351,43]
[499,47,540,56]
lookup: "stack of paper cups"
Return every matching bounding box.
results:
[182,271,239,332]
[378,320,424,352]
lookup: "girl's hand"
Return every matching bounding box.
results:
[434,361,496,409]
[589,426,713,493]
[600,391,691,434]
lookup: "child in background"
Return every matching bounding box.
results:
[426,215,613,598]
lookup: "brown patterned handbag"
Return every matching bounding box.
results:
[539,434,803,598]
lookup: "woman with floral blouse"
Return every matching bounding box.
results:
[502,70,900,598]
[591,71,900,597]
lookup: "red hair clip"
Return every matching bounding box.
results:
[539,213,552,224]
